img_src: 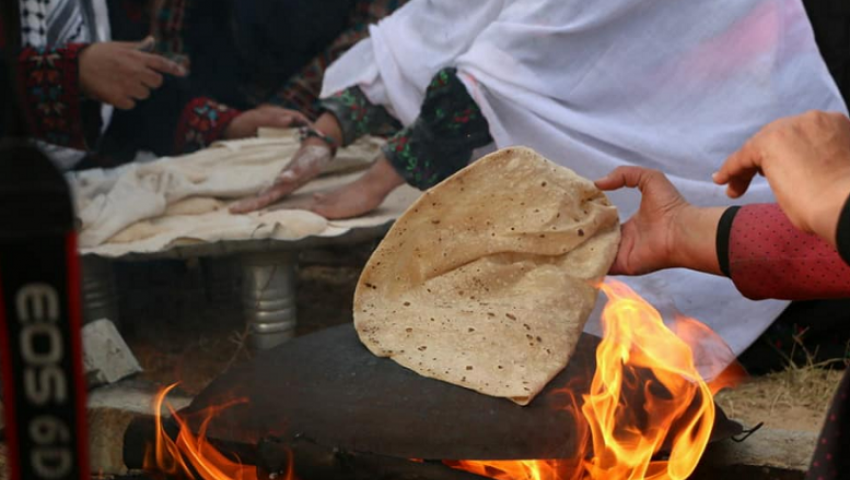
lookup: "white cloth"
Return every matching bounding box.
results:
[73,131,420,256]
[321,0,849,356]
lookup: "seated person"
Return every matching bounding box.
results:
[596,110,850,480]
[229,0,845,380]
[232,0,845,219]
[100,0,406,164]
[1,0,370,168]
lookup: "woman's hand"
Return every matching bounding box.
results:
[223,106,309,140]
[714,110,850,245]
[230,142,334,213]
[596,167,725,276]
[79,36,187,110]
[229,113,344,213]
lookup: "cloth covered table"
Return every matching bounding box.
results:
[73,129,419,256]
[72,129,419,348]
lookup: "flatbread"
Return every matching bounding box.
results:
[354,147,620,405]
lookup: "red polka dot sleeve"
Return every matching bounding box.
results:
[726,204,850,300]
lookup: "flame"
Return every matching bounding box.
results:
[143,281,740,480]
[144,384,289,480]
[668,313,747,396]
[444,460,576,480]
[450,280,742,480]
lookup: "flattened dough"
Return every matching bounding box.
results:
[354,147,620,405]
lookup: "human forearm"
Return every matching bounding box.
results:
[361,155,406,197]
[382,68,493,190]
[310,112,344,148]
[669,205,727,276]
[725,204,850,300]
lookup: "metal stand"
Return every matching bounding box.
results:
[81,256,119,327]
[240,252,298,350]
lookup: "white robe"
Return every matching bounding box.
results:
[322,0,848,355]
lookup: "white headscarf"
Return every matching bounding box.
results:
[322,0,848,356]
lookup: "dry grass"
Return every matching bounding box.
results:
[716,338,846,432]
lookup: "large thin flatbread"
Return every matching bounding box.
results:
[354,147,620,405]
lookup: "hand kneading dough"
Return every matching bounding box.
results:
[354,147,620,406]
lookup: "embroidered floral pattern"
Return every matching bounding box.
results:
[384,131,439,187]
[381,68,492,190]
[321,87,400,146]
[175,97,241,153]
[18,43,90,149]
[322,68,491,189]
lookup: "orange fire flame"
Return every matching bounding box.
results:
[145,384,279,480]
[449,280,743,480]
[147,280,740,480]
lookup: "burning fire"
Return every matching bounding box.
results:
[146,280,740,480]
[449,280,743,480]
[145,384,277,480]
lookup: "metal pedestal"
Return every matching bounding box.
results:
[81,256,119,327]
[81,224,393,350]
[240,252,298,350]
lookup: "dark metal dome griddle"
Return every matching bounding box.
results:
[179,324,743,462]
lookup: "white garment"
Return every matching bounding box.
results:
[21,0,113,171]
[322,0,849,356]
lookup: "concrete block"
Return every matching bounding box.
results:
[88,380,192,476]
[83,319,143,388]
[693,428,817,480]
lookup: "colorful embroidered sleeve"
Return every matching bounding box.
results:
[17,44,100,150]
[174,97,241,154]
[716,203,850,300]
[320,86,401,147]
[382,67,493,190]
[266,0,408,117]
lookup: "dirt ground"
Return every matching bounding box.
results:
[119,247,369,395]
[715,366,843,433]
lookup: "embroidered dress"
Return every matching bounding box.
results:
[15,0,108,169]
[3,0,404,163]
[3,0,243,164]
[321,68,492,190]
